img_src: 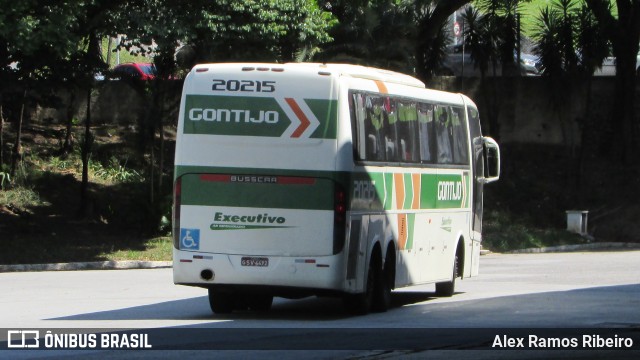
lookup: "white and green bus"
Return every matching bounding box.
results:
[173,63,500,314]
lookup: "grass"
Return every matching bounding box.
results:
[101,37,152,69]
[0,124,173,265]
[518,0,619,38]
[482,209,589,252]
[99,236,172,262]
[0,235,172,265]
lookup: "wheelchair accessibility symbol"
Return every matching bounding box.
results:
[180,228,200,250]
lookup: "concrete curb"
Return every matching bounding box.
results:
[506,242,640,254]
[0,260,172,273]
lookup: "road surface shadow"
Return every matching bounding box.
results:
[46,290,442,322]
[46,284,640,328]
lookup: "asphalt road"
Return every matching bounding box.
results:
[1,250,639,359]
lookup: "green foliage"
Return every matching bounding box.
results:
[532,0,609,77]
[0,186,46,210]
[89,157,144,184]
[483,209,588,252]
[189,0,335,62]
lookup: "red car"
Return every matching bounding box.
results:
[110,63,157,80]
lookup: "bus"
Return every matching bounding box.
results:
[172,63,500,314]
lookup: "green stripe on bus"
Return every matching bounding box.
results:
[420,174,438,209]
[403,173,413,210]
[180,174,334,210]
[384,173,393,211]
[406,213,415,249]
[305,99,338,139]
[183,95,337,139]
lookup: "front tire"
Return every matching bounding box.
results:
[435,255,458,297]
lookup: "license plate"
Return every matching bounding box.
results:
[241,257,269,267]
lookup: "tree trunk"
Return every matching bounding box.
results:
[10,88,27,178]
[0,102,4,168]
[79,86,93,218]
[62,87,77,154]
[611,45,639,164]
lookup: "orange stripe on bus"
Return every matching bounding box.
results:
[285,98,311,138]
[394,173,405,210]
[412,173,421,209]
[398,214,408,250]
[374,80,388,94]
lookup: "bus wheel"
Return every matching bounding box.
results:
[208,289,236,314]
[247,294,273,312]
[373,251,394,312]
[343,256,377,315]
[435,255,458,297]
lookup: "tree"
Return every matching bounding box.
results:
[319,0,472,80]
[585,0,640,163]
[171,0,334,66]
[532,0,611,195]
[411,0,473,80]
[318,0,415,73]
[0,0,131,215]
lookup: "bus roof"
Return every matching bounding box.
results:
[190,63,426,89]
[285,63,426,89]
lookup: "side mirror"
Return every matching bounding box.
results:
[482,137,500,184]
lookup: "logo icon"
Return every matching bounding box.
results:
[180,228,200,250]
[7,330,40,348]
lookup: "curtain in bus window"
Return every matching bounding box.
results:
[365,95,386,161]
[435,106,453,164]
[351,92,367,161]
[418,103,434,162]
[397,100,419,162]
[451,106,469,164]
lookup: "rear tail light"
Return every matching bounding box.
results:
[172,177,182,249]
[333,183,347,254]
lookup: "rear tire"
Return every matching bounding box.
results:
[208,289,236,314]
[247,294,273,312]
[343,255,377,315]
[435,255,458,297]
[372,251,394,312]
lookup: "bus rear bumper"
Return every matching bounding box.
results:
[173,249,345,295]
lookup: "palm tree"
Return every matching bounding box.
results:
[475,0,524,76]
[532,0,610,193]
[462,6,498,78]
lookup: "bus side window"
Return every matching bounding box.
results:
[397,100,419,163]
[451,106,469,164]
[418,103,434,163]
[435,106,453,164]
